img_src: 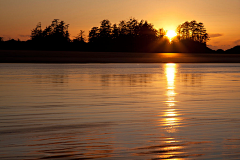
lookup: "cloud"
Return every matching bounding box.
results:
[19,35,31,37]
[213,41,220,44]
[208,44,232,51]
[207,45,219,50]
[233,39,240,45]
[0,35,11,40]
[209,33,223,38]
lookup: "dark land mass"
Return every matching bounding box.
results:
[0,19,239,63]
[1,50,240,63]
[225,46,240,53]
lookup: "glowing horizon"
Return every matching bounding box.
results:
[0,0,239,50]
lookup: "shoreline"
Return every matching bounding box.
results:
[1,50,240,63]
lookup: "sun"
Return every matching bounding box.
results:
[166,30,177,41]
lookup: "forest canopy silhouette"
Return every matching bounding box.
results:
[0,18,239,53]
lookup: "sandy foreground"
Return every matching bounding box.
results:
[1,50,240,63]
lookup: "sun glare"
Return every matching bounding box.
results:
[166,30,177,42]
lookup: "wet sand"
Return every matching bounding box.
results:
[1,50,240,63]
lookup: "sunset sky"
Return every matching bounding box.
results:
[0,0,239,50]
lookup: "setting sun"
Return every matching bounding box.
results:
[166,30,177,41]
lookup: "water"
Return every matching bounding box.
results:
[0,63,240,160]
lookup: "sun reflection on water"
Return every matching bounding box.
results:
[164,63,179,133]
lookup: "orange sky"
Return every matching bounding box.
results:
[0,0,239,50]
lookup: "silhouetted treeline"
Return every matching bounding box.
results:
[176,20,209,43]
[30,19,87,50]
[0,18,239,53]
[88,19,166,52]
[87,19,213,52]
[30,19,70,49]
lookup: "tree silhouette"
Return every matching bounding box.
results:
[73,30,85,42]
[99,19,112,39]
[177,20,209,43]
[30,19,70,50]
[111,23,119,39]
[72,30,87,51]
[88,18,161,52]
[32,20,69,42]
[172,20,212,53]
[1,18,218,52]
[89,27,100,43]
[31,22,43,42]
[158,28,166,39]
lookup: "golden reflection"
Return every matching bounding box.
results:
[166,63,176,89]
[164,63,179,133]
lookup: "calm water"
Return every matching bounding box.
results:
[0,63,240,160]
